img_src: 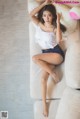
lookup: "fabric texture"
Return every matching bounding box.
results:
[65,22,80,88]
[55,87,80,119]
[34,24,57,49]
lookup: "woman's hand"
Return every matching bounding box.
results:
[57,13,62,24]
[44,0,52,5]
[51,0,56,5]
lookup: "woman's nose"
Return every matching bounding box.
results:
[46,16,49,20]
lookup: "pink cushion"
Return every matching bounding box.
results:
[69,12,80,20]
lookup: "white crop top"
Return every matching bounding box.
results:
[34,23,57,49]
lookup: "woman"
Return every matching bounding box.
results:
[29,0,66,117]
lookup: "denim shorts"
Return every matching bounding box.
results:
[42,45,65,60]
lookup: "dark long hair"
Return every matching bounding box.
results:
[37,4,66,32]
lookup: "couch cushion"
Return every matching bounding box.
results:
[55,87,80,119]
[65,22,80,88]
[28,0,39,13]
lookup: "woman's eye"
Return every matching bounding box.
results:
[43,14,52,17]
[43,15,46,17]
[49,14,52,17]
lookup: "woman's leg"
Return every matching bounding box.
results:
[33,53,63,82]
[41,65,55,117]
[41,70,49,117]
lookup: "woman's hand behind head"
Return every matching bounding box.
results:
[57,13,62,23]
[44,0,52,5]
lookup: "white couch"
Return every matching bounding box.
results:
[28,0,80,119]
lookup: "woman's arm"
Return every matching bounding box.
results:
[29,1,47,25]
[36,0,44,3]
[56,13,62,43]
[51,1,62,43]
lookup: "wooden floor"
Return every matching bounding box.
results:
[0,0,34,119]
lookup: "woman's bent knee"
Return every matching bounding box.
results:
[32,55,39,63]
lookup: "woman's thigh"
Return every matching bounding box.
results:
[33,53,63,65]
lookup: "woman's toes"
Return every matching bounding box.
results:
[51,72,60,83]
[54,74,60,83]
[43,110,48,117]
[43,104,48,117]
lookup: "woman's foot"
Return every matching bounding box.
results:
[43,103,48,117]
[51,71,60,83]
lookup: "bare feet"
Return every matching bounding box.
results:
[43,103,48,117]
[51,71,60,83]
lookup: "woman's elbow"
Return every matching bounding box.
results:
[29,12,33,17]
[29,12,35,20]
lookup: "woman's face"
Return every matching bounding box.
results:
[42,10,53,24]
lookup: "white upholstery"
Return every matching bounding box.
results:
[65,22,80,88]
[28,0,39,13]
[55,87,80,119]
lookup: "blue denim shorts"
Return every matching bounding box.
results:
[42,45,65,60]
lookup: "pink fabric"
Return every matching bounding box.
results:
[69,12,80,20]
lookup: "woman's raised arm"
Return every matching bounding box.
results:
[29,0,49,25]
[56,13,62,43]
